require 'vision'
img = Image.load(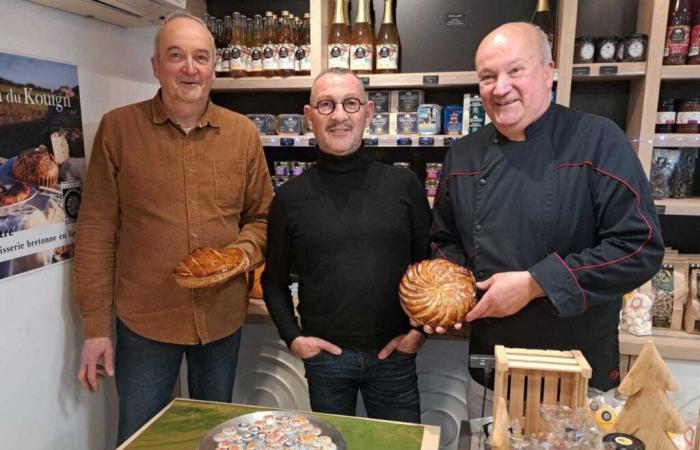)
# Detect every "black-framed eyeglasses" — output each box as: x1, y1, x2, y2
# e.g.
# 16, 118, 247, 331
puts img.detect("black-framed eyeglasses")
310, 98, 365, 115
